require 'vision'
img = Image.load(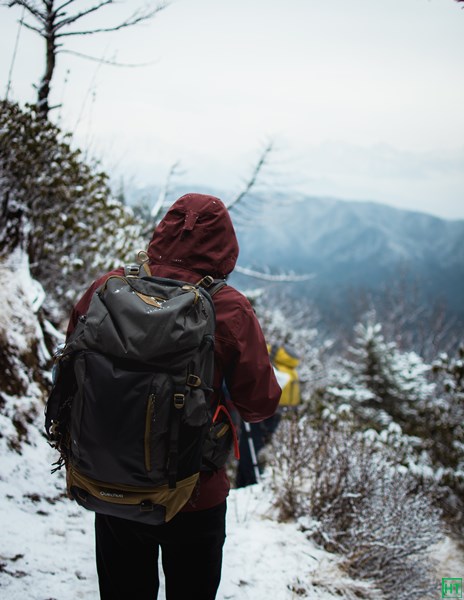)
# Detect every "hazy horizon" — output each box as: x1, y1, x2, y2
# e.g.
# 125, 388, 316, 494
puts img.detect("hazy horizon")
1, 0, 463, 220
